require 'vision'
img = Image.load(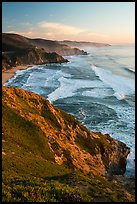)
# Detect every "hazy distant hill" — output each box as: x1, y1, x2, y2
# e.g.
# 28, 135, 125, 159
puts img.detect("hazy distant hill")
30, 38, 87, 56
2, 86, 134, 202
2, 33, 87, 56
59, 40, 111, 48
